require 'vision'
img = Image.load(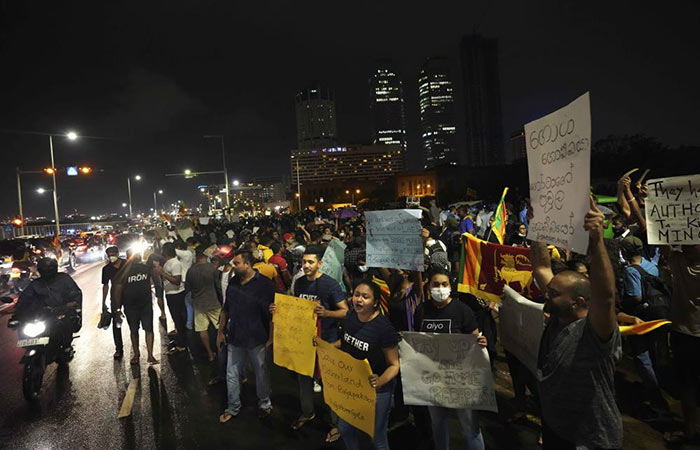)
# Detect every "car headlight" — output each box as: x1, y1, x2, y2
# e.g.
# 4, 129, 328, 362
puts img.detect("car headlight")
129, 241, 149, 255
23, 321, 46, 338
